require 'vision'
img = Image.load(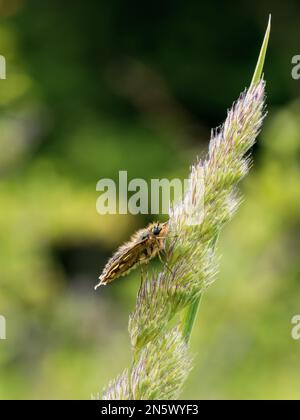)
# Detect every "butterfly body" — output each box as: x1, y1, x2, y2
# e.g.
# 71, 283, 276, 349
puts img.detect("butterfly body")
95, 222, 168, 289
